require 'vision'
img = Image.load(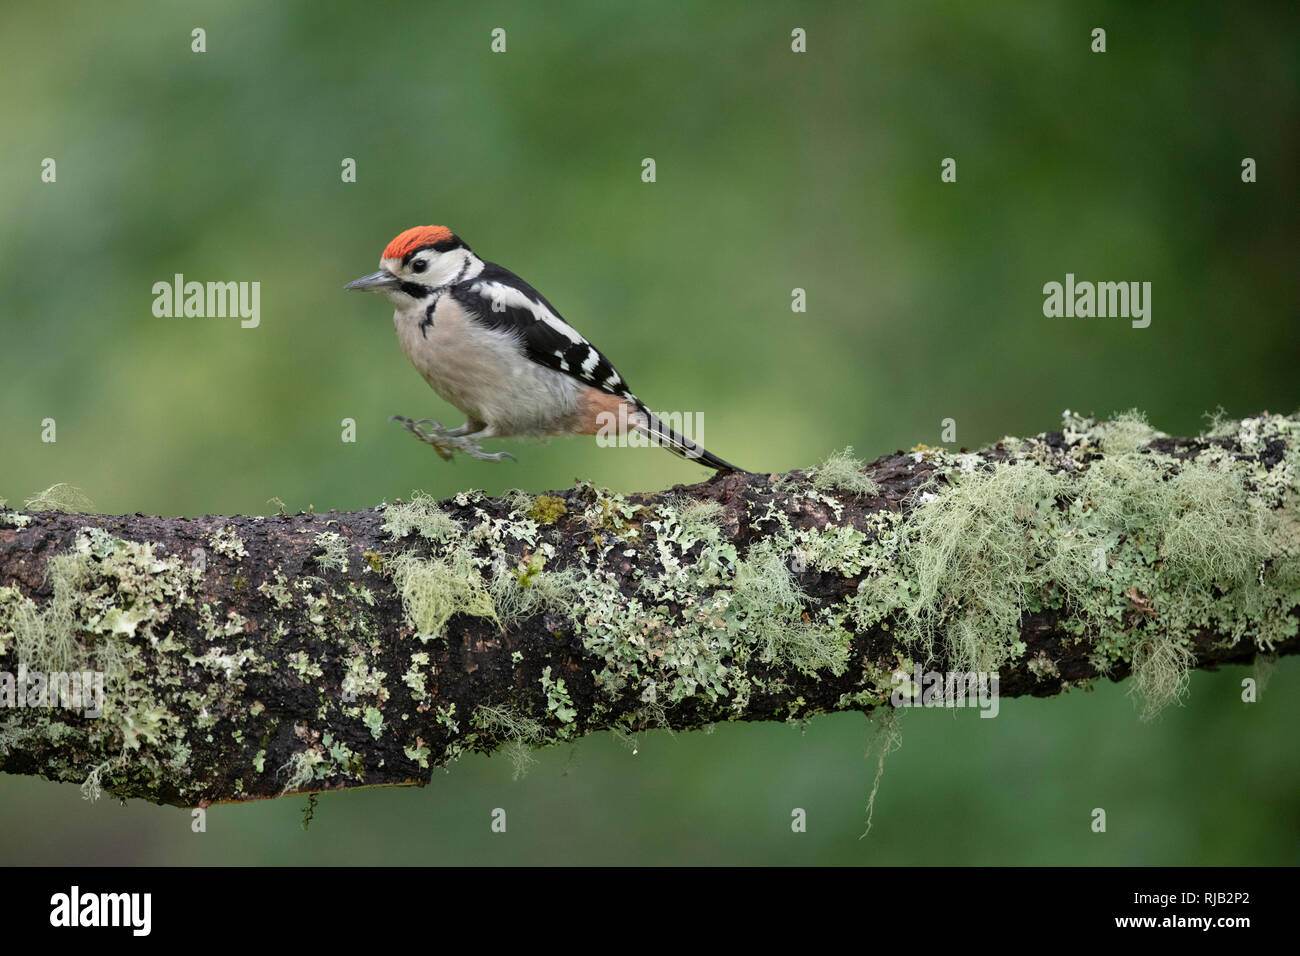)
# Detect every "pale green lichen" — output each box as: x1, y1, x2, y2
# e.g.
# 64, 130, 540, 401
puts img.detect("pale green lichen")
568, 489, 867, 726
1128, 633, 1196, 719
0, 510, 403, 803
404, 740, 432, 768
386, 549, 497, 641
1094, 408, 1160, 456
79, 758, 119, 802
382, 491, 461, 543
1200, 406, 1234, 439
0, 514, 397, 802
670, 498, 725, 546
1028, 651, 1060, 681
4, 409, 1294, 804
574, 482, 640, 532
540, 666, 577, 726
23, 483, 93, 513
435, 702, 459, 734
810, 447, 880, 497
729, 540, 852, 677
257, 570, 293, 610
383, 489, 581, 642
862, 708, 902, 837
840, 409, 1300, 717
490, 555, 580, 629
275, 727, 366, 796
900, 460, 1058, 673
323, 733, 363, 778
313, 532, 349, 573
505, 489, 534, 515
1158, 465, 1271, 590
341, 656, 387, 704
2, 509, 33, 529
403, 652, 431, 700
209, 525, 248, 560
0, 526, 254, 800
288, 650, 323, 682
278, 750, 323, 795
362, 706, 384, 740
472, 704, 547, 779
